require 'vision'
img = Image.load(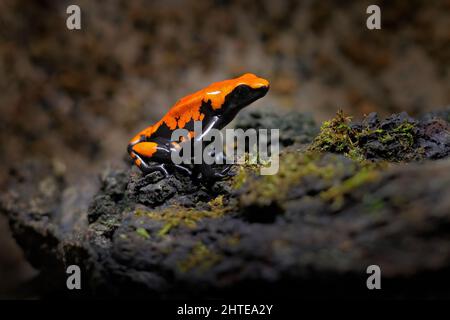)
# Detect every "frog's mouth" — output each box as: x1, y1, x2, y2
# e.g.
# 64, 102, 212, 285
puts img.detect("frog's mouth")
228, 84, 270, 110
250, 85, 270, 101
